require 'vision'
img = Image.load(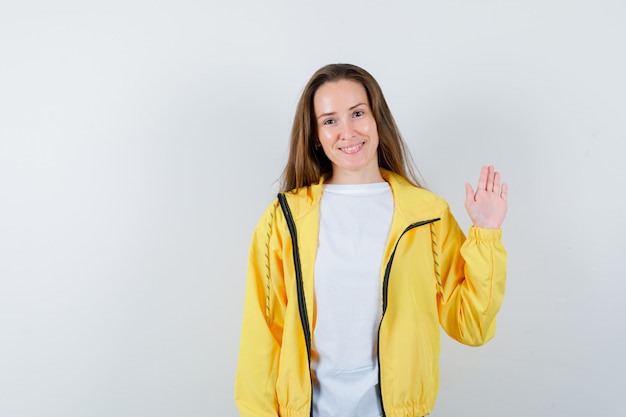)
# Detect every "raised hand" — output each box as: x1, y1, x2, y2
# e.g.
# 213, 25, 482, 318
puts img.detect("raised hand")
464, 165, 508, 229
